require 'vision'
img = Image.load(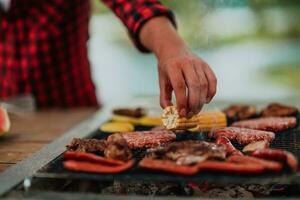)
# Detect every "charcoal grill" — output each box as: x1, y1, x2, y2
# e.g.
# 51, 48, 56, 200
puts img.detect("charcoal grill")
1, 102, 300, 199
